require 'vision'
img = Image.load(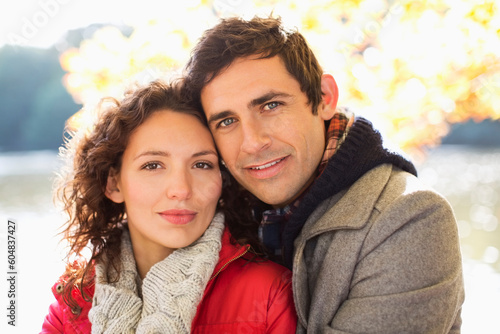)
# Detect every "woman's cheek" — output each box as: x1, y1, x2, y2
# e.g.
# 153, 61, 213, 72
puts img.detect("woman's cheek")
196, 176, 222, 206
